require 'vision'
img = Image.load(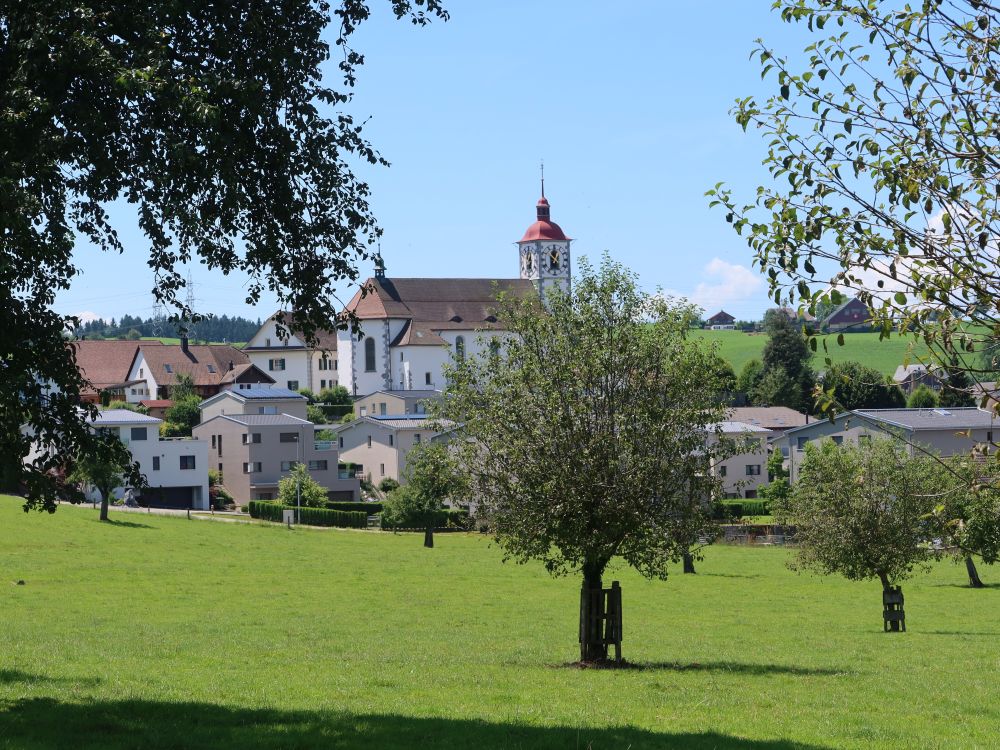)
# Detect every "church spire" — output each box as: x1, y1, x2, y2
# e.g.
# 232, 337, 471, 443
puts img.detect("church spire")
536, 161, 551, 222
